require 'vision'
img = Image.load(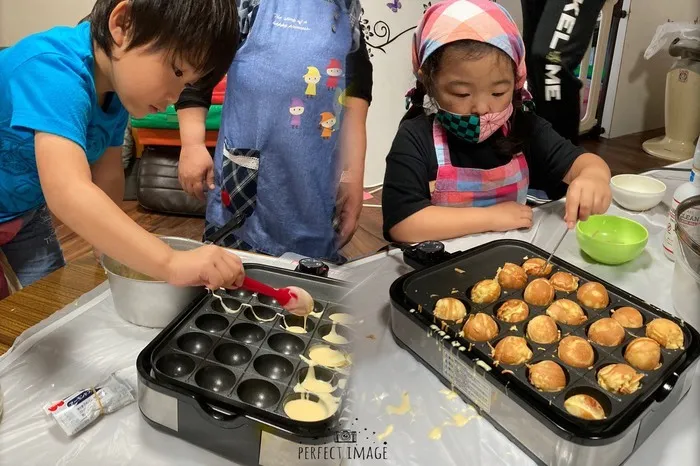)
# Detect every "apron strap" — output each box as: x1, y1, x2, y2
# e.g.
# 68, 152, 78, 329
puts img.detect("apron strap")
432, 118, 453, 167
